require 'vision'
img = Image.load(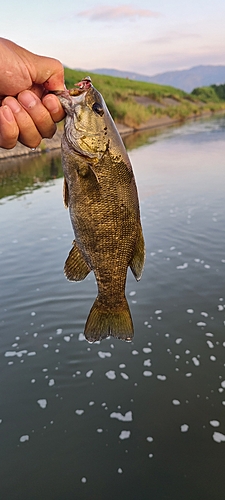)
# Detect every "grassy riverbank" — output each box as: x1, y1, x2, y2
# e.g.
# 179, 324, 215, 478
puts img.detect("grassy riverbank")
65, 68, 225, 129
